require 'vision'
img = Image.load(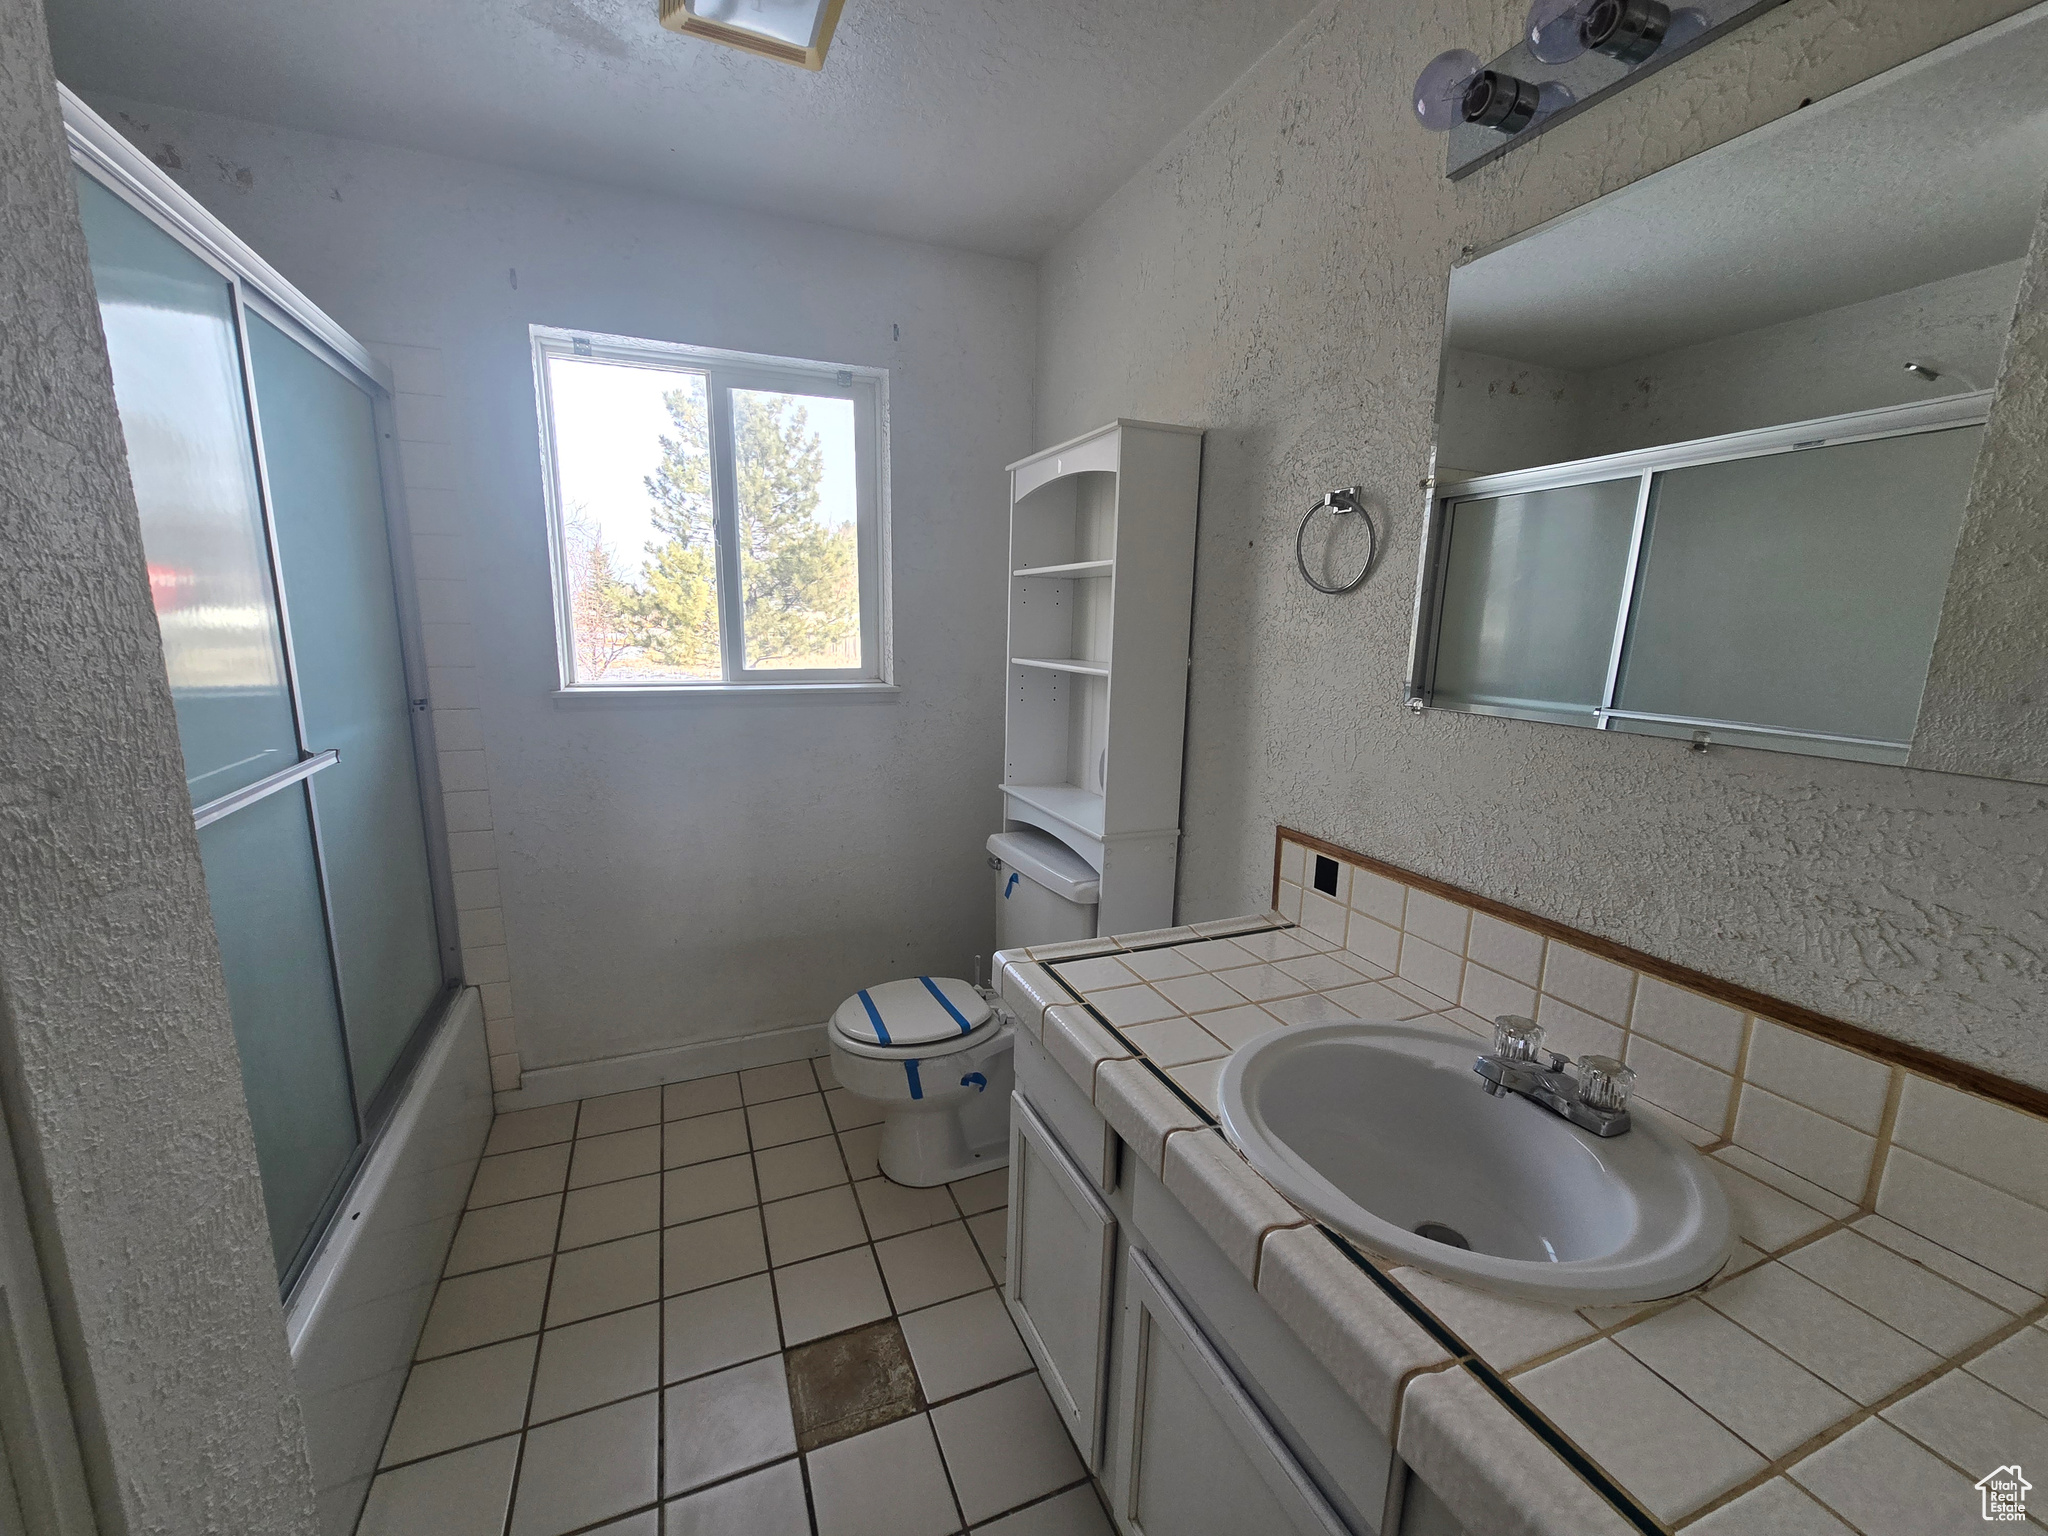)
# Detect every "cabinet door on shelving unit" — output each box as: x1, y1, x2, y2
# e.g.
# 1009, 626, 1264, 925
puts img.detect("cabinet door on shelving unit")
1006, 1093, 1117, 1470
1111, 1248, 1353, 1536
